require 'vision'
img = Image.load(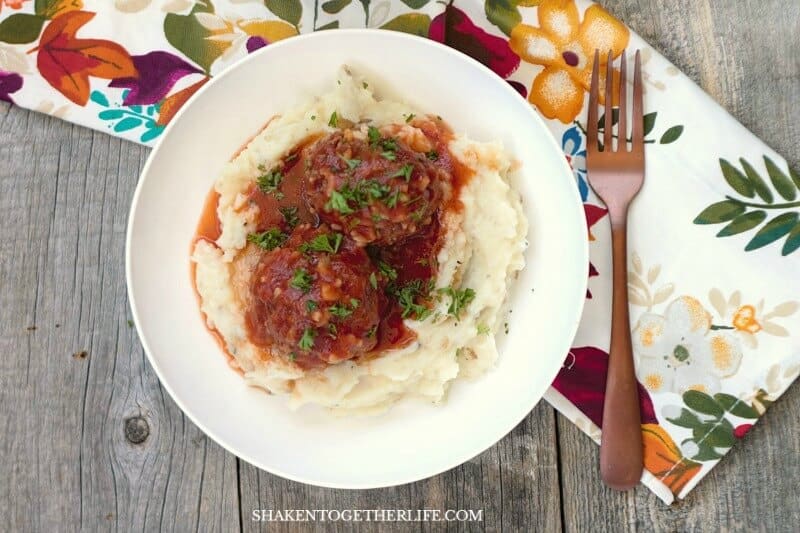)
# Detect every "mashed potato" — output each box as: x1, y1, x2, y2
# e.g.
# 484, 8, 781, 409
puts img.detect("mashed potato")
192, 68, 527, 415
